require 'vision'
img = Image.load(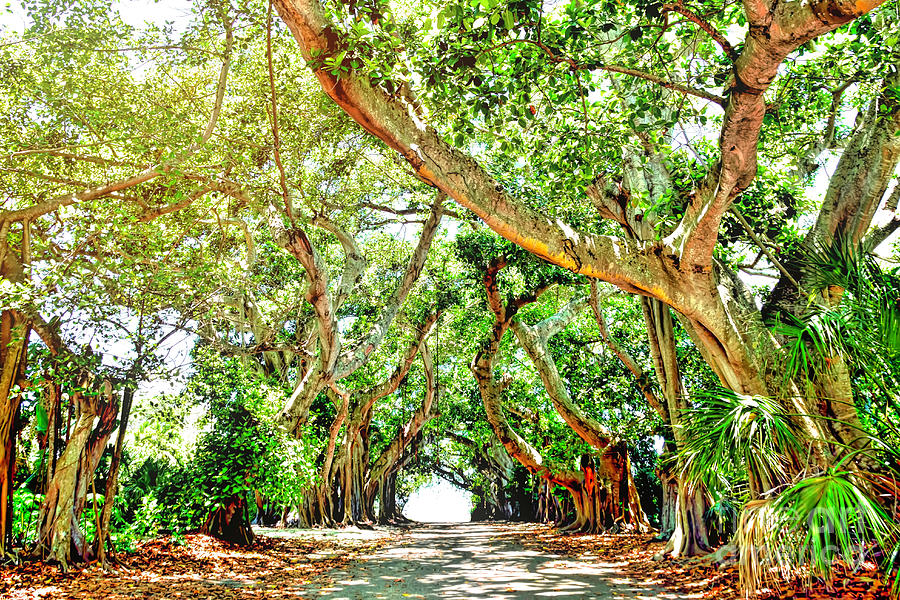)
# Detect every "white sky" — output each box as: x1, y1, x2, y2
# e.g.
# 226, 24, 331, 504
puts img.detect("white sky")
0, 1, 195, 34
403, 477, 472, 522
